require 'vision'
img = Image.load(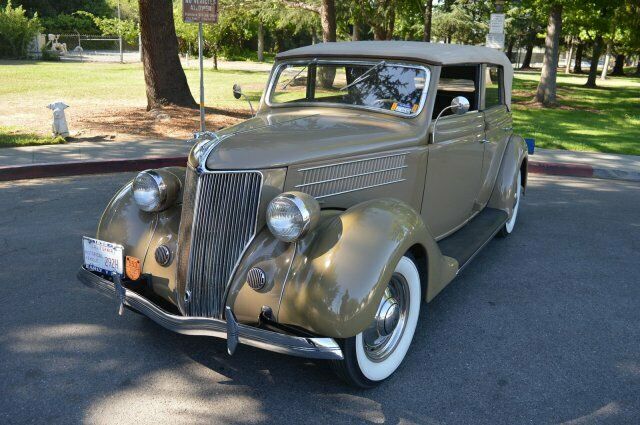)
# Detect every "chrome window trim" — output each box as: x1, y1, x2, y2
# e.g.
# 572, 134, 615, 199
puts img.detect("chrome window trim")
265, 59, 431, 119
